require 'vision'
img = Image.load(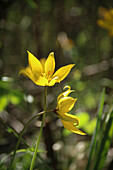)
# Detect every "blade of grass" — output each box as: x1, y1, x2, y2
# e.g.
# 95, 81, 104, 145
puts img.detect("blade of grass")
86, 88, 105, 170
93, 110, 113, 170
93, 107, 113, 158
